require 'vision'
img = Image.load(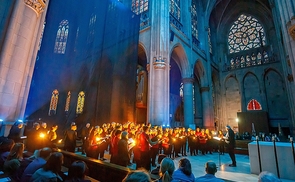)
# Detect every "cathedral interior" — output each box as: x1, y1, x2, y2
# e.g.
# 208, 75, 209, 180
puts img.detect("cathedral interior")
0, 0, 295, 137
